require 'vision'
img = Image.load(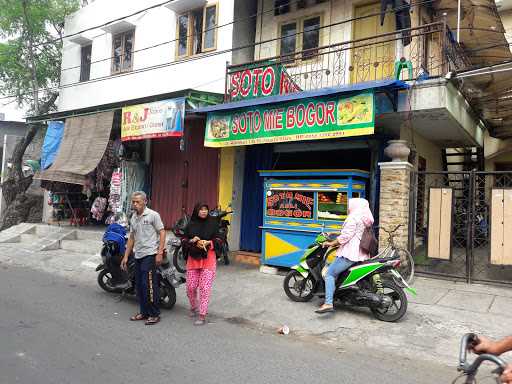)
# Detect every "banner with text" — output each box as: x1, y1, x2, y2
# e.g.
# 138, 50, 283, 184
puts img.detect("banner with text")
204, 92, 374, 147
229, 63, 301, 102
121, 98, 185, 141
